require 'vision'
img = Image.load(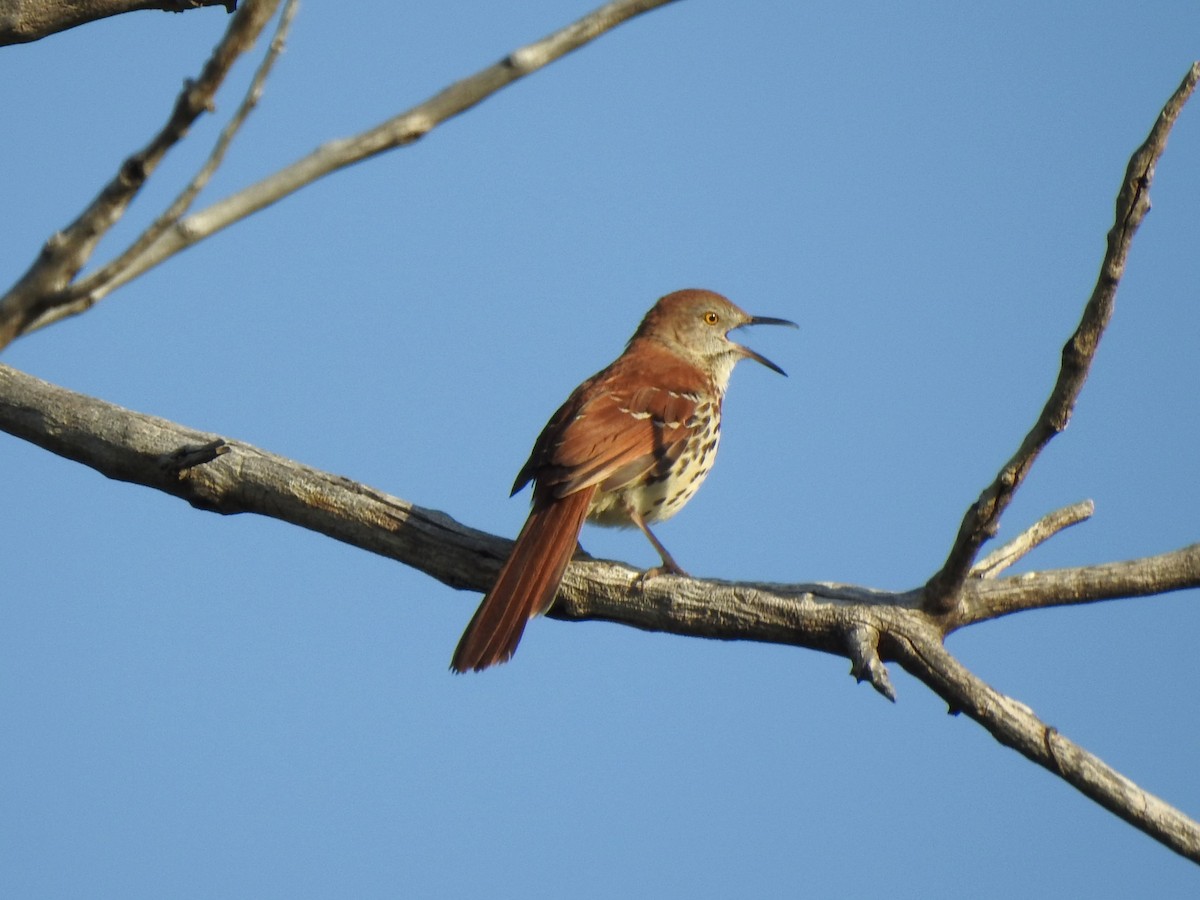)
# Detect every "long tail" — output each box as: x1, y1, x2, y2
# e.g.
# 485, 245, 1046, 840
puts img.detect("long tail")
450, 486, 596, 673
